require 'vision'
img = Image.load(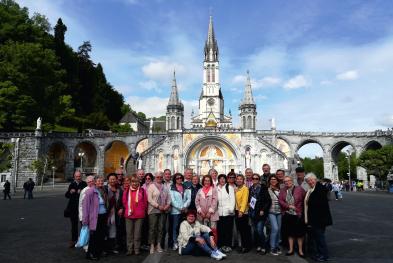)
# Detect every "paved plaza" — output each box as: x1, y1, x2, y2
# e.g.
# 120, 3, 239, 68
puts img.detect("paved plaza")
0, 191, 392, 263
